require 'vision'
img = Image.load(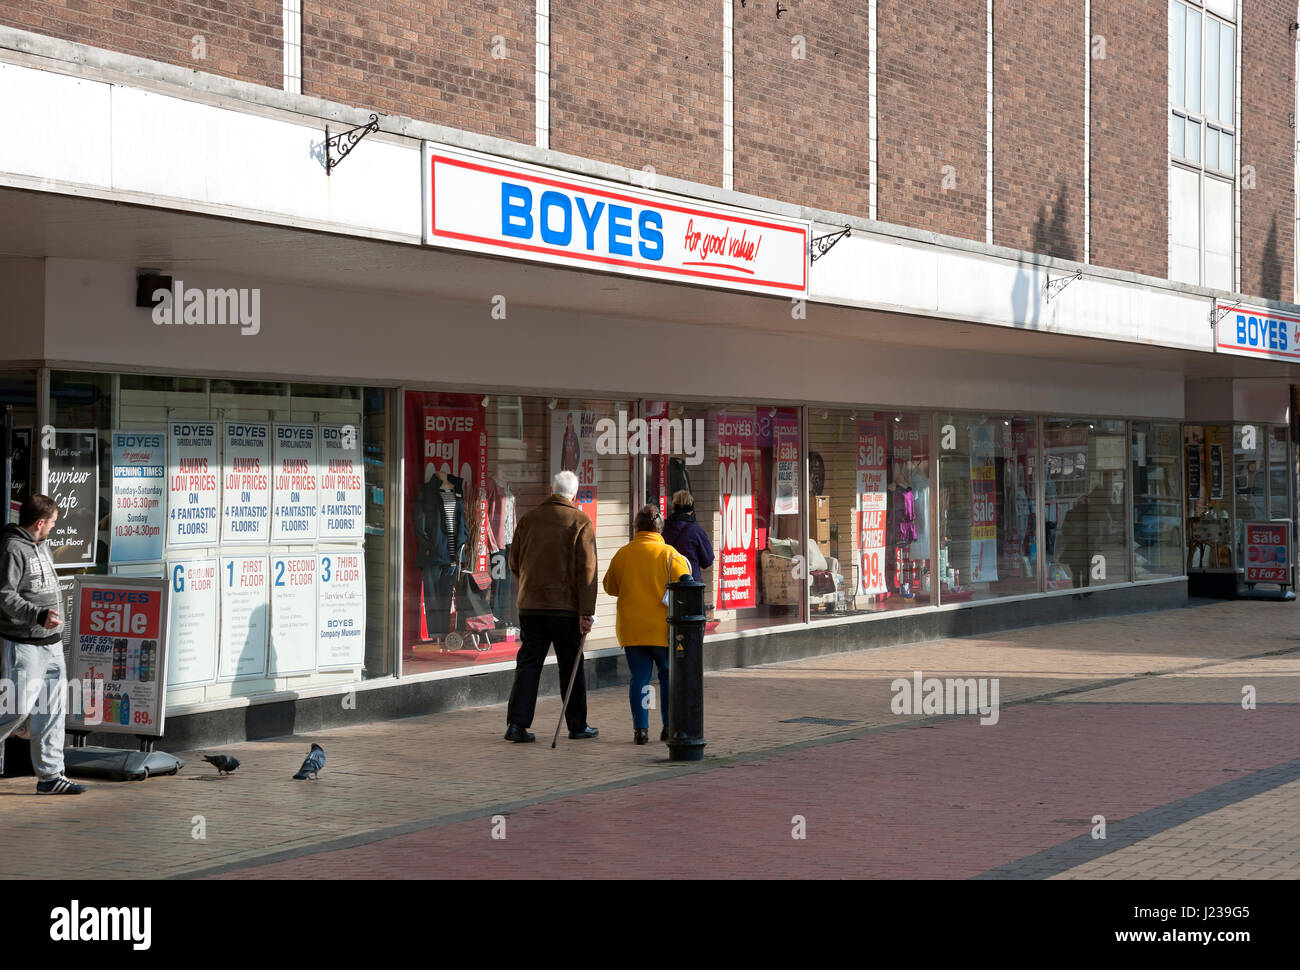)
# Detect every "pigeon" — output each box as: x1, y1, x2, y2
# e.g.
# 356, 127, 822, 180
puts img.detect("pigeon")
292, 743, 325, 780
203, 754, 240, 776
